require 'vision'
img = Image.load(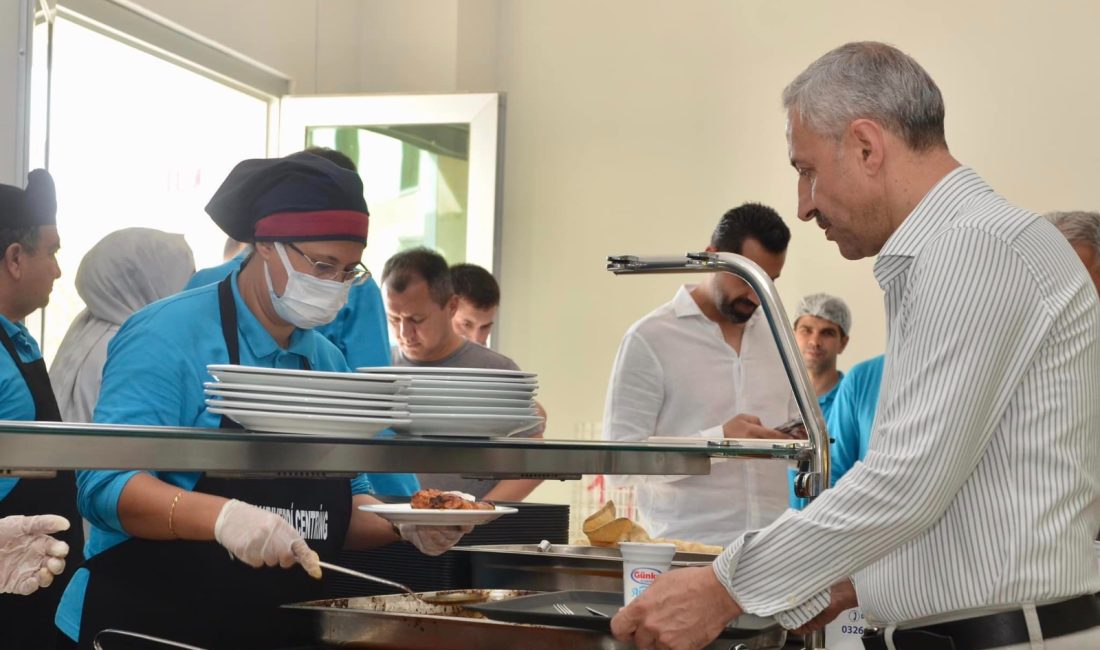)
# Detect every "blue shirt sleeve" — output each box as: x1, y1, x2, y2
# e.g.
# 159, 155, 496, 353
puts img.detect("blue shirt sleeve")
826, 357, 886, 487
0, 321, 44, 500
827, 374, 863, 487
352, 472, 421, 497
0, 319, 40, 421
317, 278, 392, 370
183, 254, 245, 291
324, 281, 419, 498
79, 315, 205, 534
